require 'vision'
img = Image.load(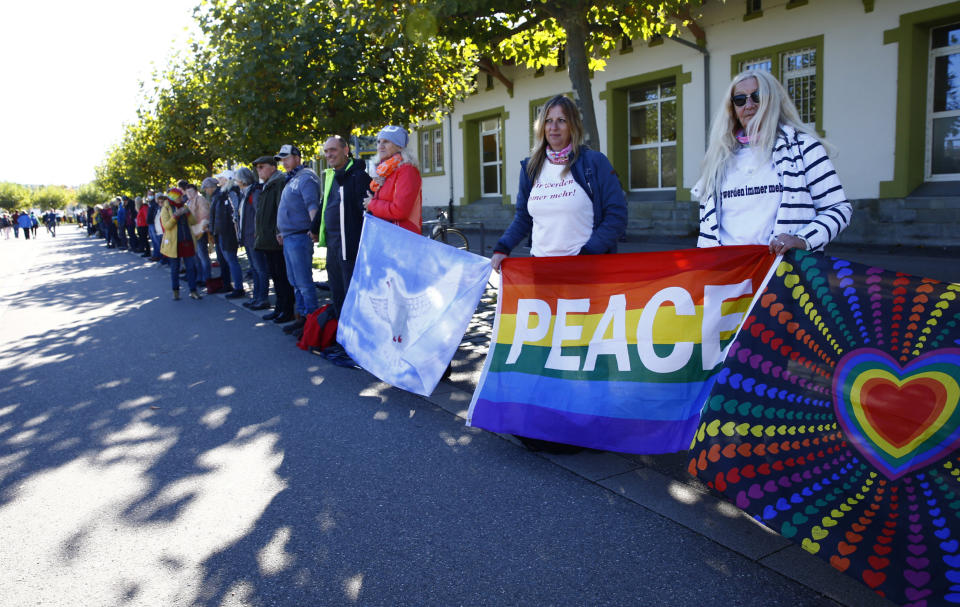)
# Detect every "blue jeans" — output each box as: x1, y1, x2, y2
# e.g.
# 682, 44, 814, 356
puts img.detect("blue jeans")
248, 247, 270, 305
195, 234, 212, 282
282, 232, 317, 316
169, 256, 197, 292
217, 236, 243, 292
148, 225, 162, 257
